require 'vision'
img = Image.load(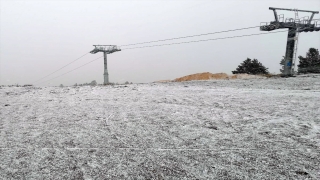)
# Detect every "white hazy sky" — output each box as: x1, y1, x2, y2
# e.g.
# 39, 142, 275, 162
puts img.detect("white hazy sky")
1, 0, 319, 86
